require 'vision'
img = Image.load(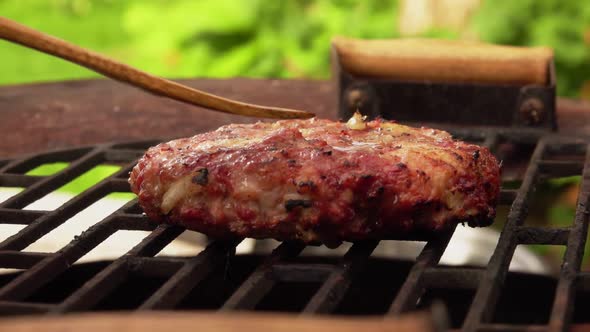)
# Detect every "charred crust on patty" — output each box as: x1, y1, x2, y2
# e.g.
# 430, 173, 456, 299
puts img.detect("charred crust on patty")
298, 180, 315, 188
452, 152, 464, 161
473, 150, 480, 162
464, 212, 494, 227
285, 199, 313, 211
191, 168, 209, 185
368, 186, 385, 199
